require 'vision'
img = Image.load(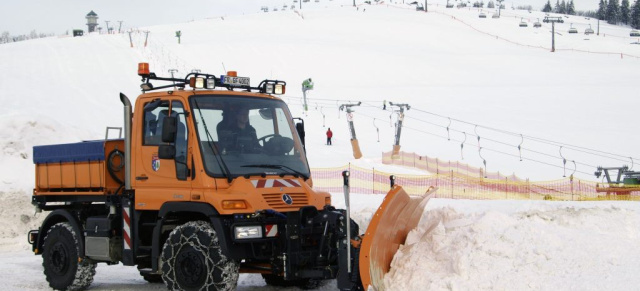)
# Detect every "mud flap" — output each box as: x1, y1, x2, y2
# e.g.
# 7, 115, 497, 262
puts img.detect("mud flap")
358, 186, 436, 290
351, 139, 362, 159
